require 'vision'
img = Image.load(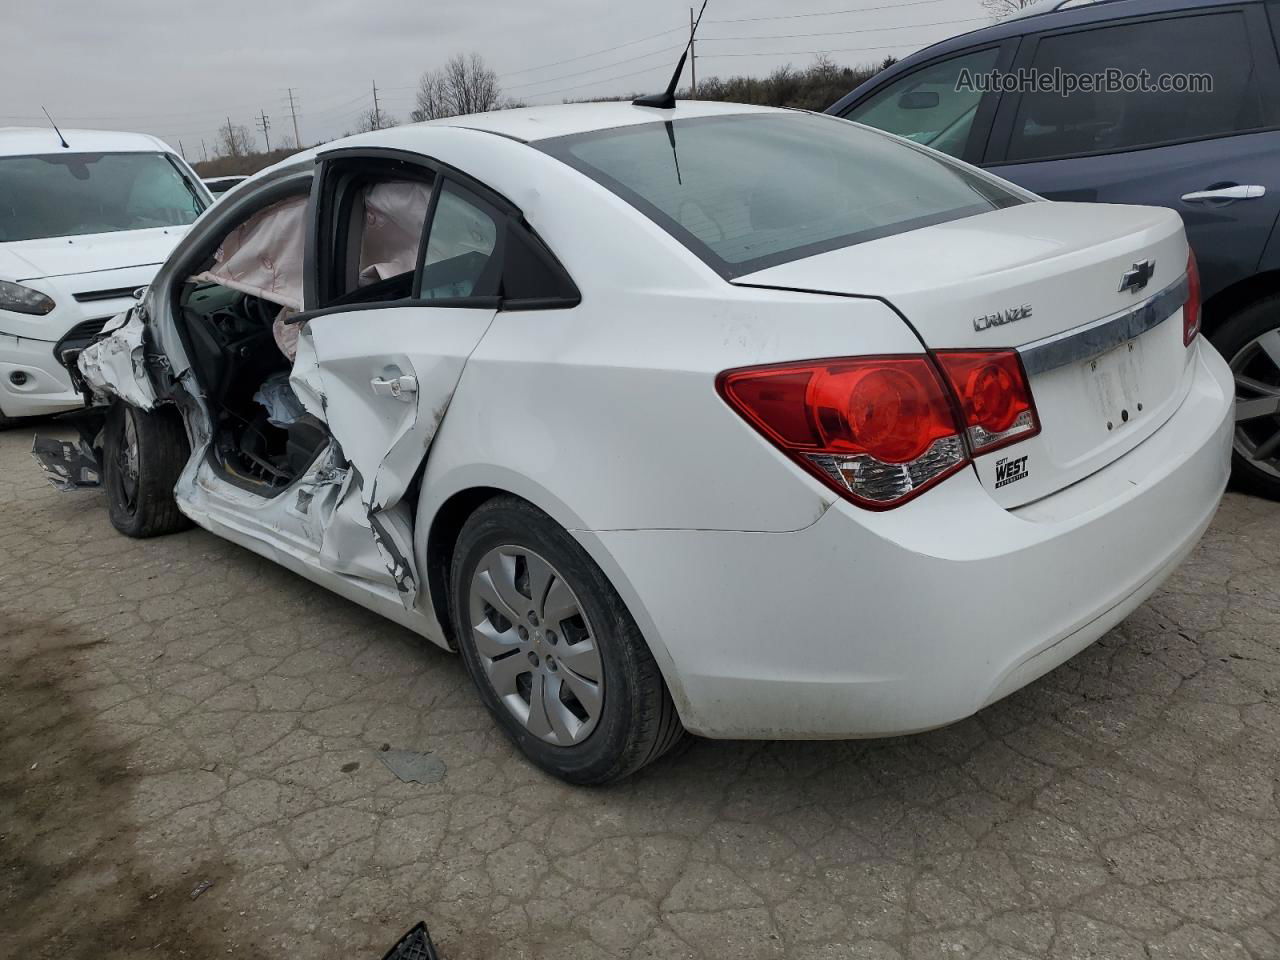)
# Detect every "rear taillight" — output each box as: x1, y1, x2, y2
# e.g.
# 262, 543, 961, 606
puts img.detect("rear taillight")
1184, 248, 1201, 346
934, 350, 1040, 455
717, 356, 969, 509
719, 351, 1041, 510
